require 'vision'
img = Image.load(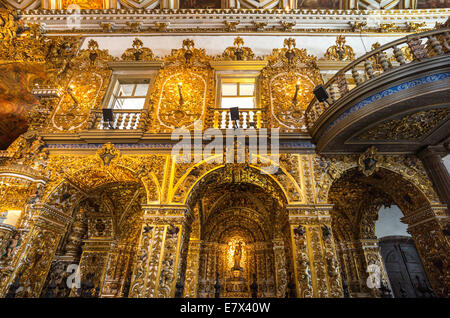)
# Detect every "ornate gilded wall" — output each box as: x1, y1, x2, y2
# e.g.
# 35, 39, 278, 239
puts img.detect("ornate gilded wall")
0, 8, 449, 299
